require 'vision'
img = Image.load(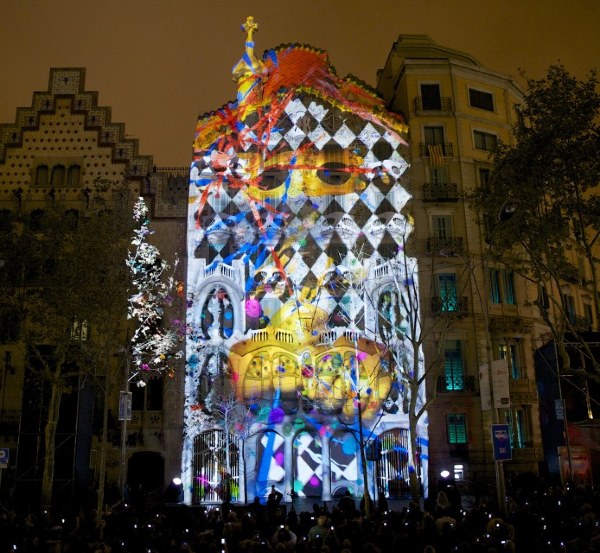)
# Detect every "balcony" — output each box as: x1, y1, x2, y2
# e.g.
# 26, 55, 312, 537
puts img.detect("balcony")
560, 262, 584, 285
431, 295, 469, 316
414, 97, 454, 113
568, 314, 592, 332
423, 182, 459, 202
419, 142, 454, 158
427, 236, 464, 256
